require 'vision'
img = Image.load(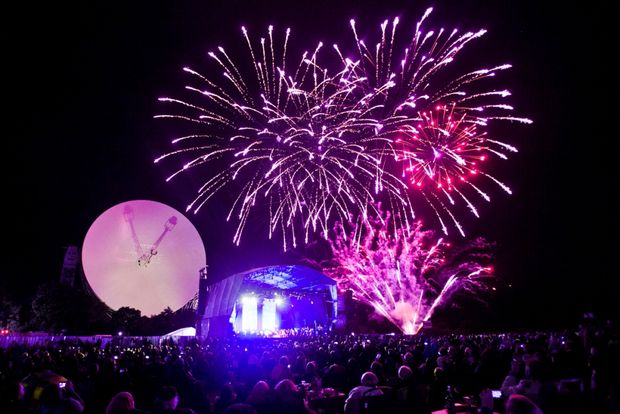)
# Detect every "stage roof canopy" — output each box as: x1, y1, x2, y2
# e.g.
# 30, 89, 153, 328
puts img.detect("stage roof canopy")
240, 265, 336, 292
